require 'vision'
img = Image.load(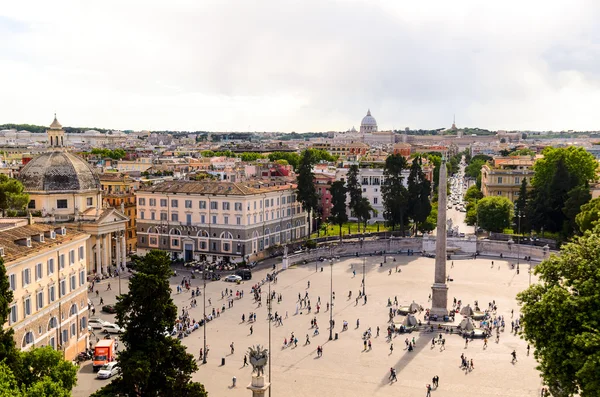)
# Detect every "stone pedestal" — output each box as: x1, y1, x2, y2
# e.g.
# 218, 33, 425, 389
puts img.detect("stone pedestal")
430, 283, 448, 317
247, 375, 270, 397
